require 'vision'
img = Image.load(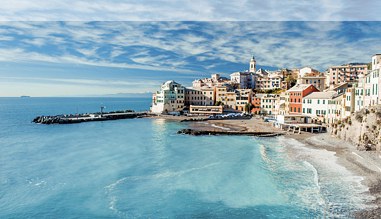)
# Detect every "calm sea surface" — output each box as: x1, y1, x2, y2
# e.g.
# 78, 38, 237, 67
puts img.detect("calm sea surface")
0, 97, 372, 218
